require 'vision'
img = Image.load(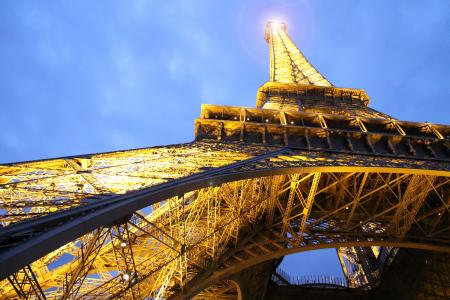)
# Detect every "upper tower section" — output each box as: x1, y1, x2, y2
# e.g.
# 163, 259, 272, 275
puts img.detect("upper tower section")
257, 22, 388, 119
264, 22, 331, 86
195, 22, 449, 158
